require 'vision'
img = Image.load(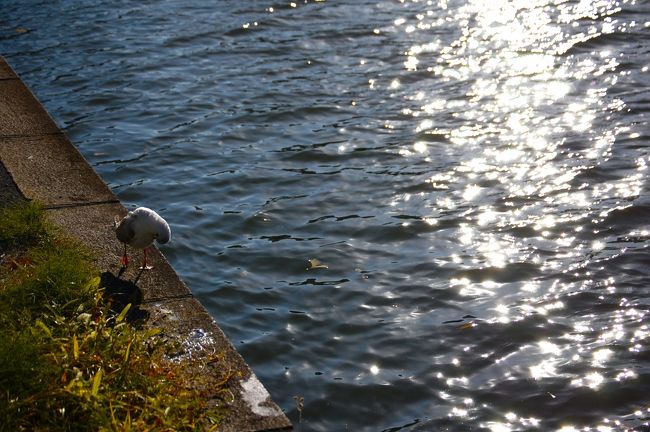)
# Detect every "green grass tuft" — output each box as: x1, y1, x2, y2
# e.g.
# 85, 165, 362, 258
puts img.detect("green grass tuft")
0, 200, 48, 245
